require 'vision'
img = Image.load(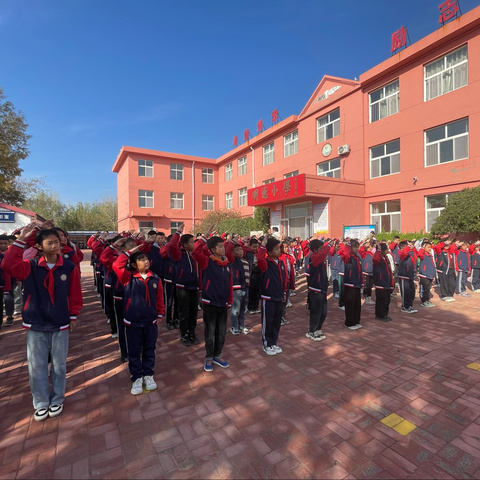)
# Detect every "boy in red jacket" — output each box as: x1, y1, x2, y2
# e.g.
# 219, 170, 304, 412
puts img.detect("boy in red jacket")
1, 222, 83, 421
